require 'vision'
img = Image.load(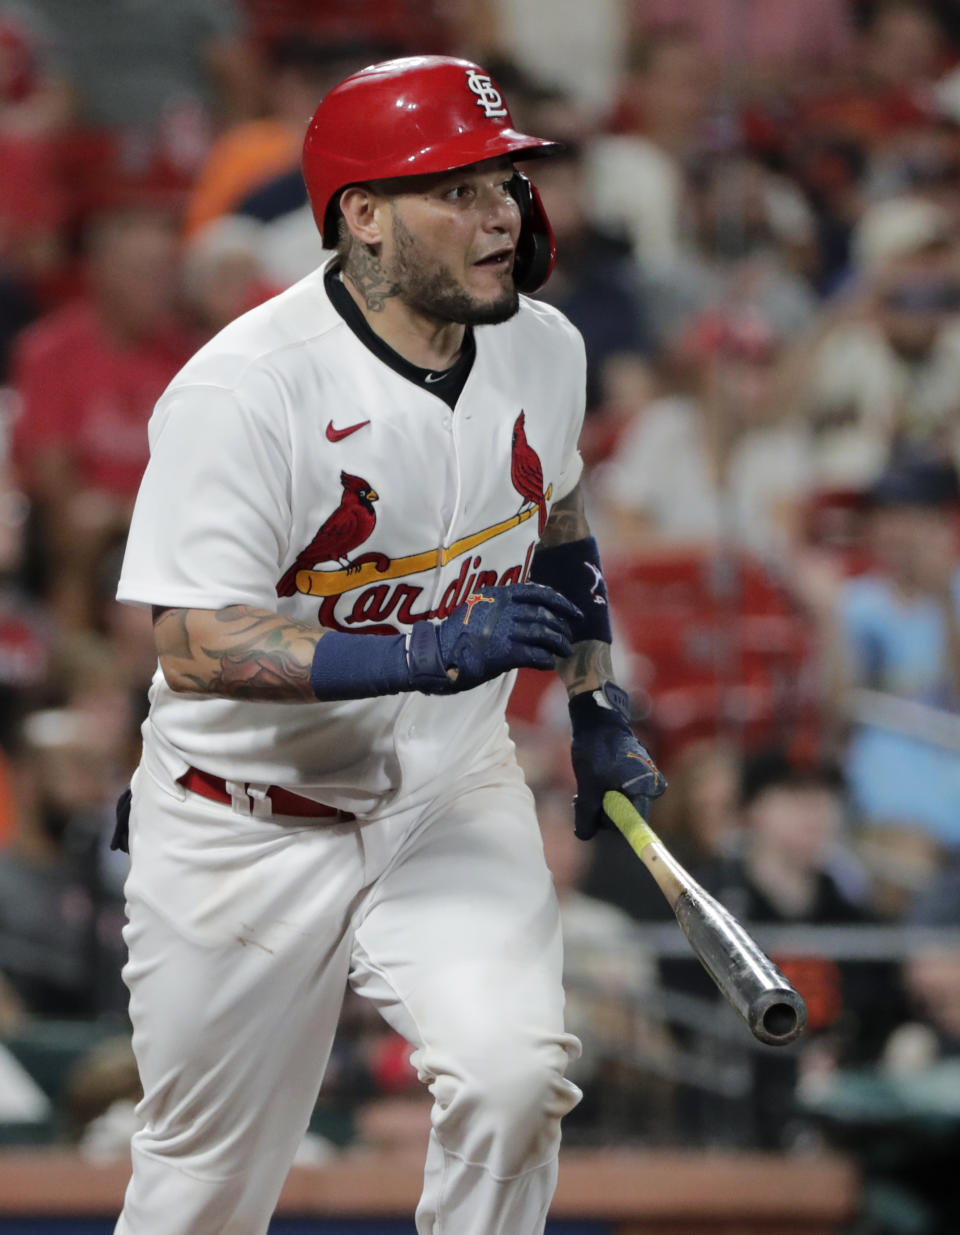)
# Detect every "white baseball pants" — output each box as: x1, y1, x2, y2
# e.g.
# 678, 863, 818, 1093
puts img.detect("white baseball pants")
113, 752, 581, 1235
